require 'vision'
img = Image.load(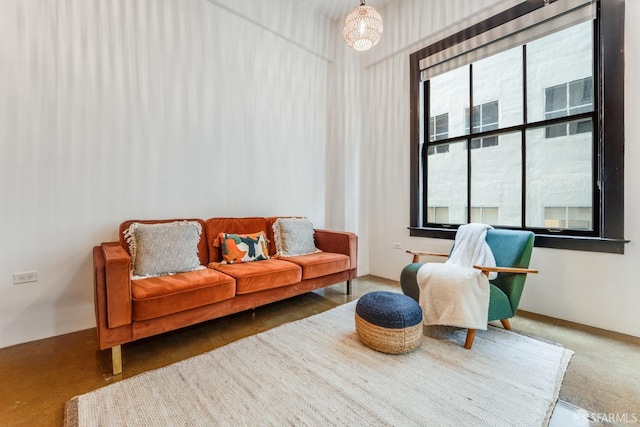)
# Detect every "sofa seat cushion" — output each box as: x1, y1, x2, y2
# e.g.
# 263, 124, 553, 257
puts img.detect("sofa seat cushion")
278, 252, 350, 280
215, 259, 301, 295
131, 269, 235, 321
